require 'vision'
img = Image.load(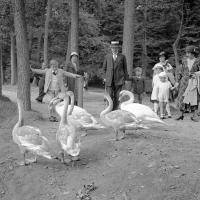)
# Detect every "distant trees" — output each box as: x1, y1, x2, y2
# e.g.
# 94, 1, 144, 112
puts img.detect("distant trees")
14, 0, 31, 110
